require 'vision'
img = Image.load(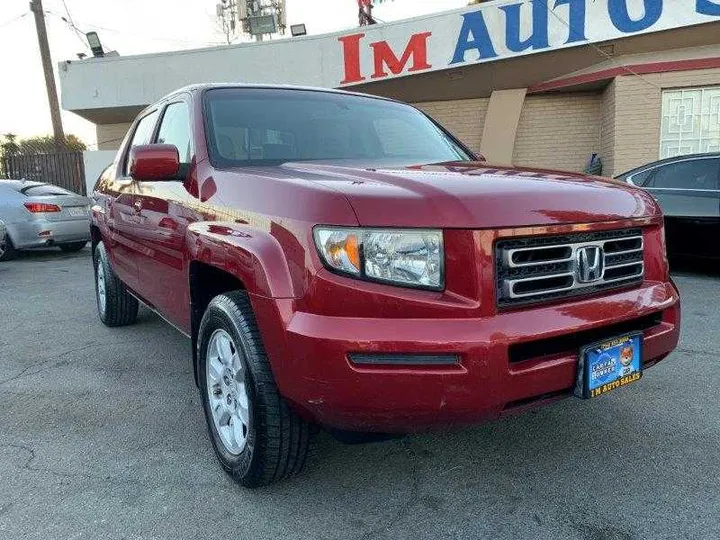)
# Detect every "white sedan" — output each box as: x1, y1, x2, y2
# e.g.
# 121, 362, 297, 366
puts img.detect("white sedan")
0, 180, 91, 261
